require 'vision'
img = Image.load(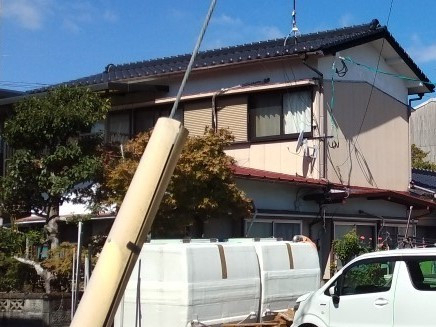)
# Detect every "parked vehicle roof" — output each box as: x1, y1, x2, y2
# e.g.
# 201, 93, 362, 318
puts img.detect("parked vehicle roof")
349, 248, 436, 263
